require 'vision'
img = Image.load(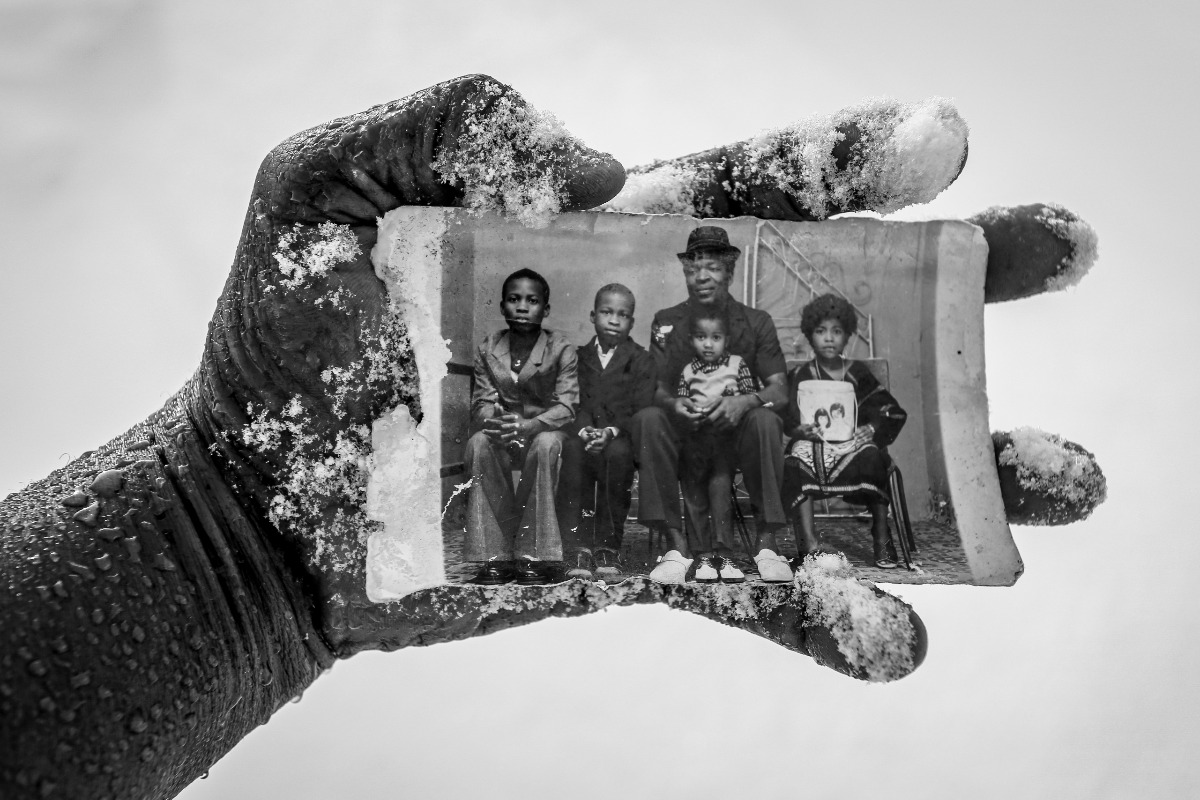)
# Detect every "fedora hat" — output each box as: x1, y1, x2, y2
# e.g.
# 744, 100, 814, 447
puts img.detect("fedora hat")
677, 225, 741, 260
